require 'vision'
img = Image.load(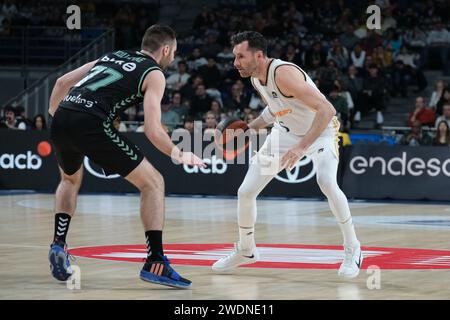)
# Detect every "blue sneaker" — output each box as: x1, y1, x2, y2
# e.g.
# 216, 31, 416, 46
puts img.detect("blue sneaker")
140, 255, 192, 289
48, 242, 72, 281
